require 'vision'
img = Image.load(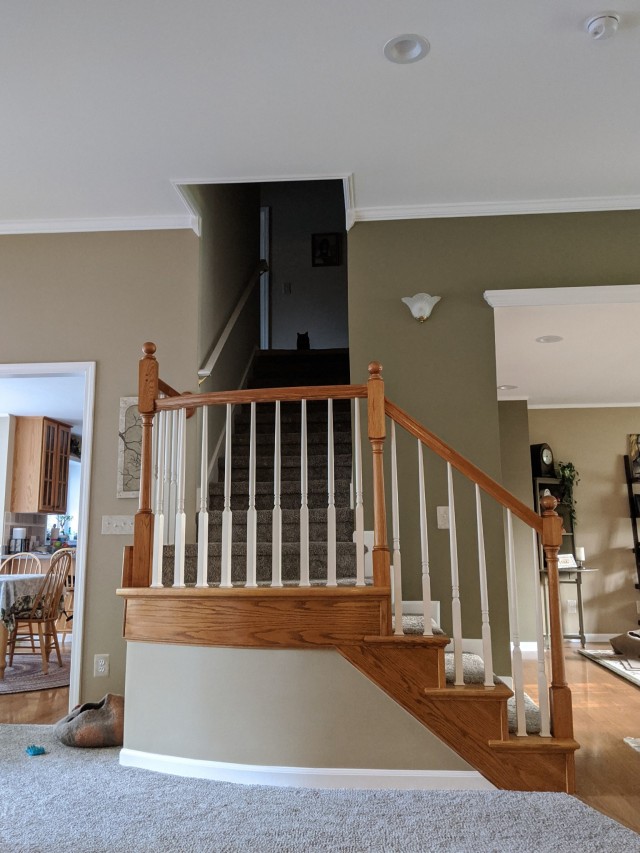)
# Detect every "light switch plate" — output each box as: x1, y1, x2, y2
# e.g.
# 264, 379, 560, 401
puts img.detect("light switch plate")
101, 515, 134, 535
